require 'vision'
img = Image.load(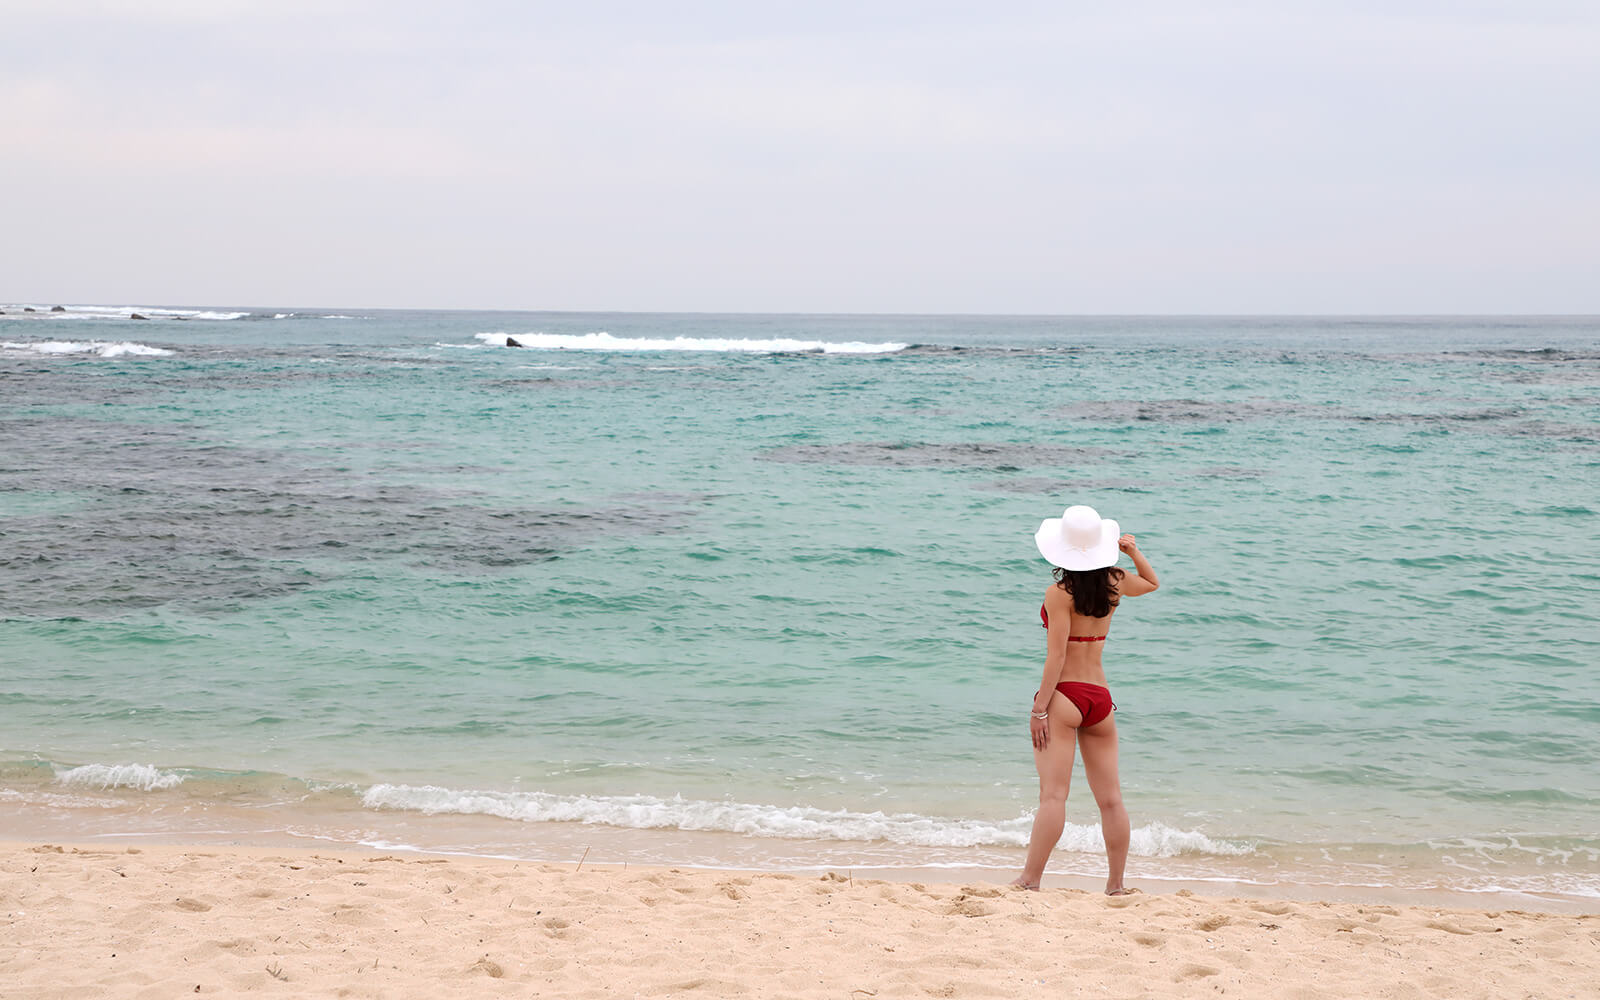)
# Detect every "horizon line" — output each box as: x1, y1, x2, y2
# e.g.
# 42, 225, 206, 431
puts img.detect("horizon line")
6, 301, 1599, 320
